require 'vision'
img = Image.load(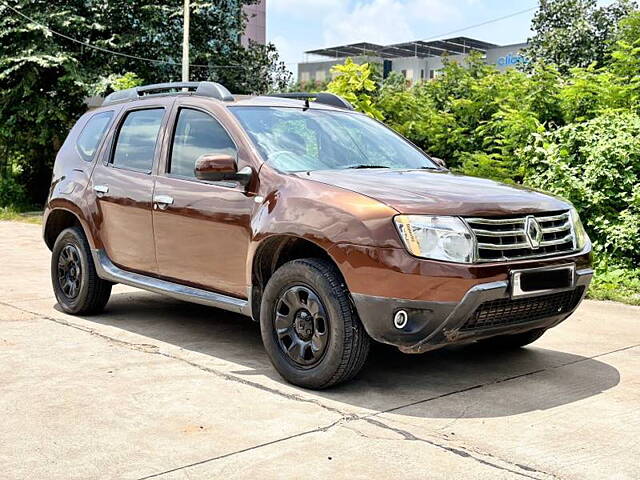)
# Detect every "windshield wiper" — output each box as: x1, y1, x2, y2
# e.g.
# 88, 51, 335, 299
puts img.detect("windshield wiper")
344, 165, 391, 169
